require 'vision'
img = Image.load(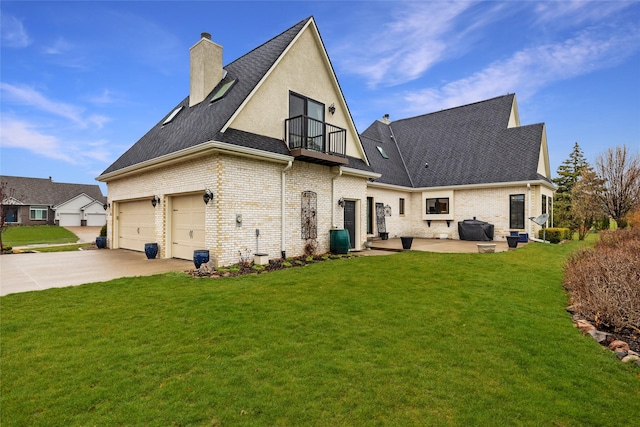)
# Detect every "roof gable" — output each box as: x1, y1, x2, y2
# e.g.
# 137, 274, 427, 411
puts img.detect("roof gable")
100, 18, 312, 177
363, 95, 550, 188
